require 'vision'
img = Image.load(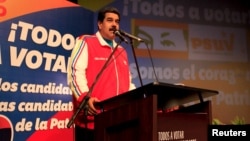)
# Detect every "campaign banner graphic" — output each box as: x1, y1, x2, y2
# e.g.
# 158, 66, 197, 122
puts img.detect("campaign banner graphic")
1, 1, 249, 141
0, 0, 94, 140
109, 0, 250, 125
